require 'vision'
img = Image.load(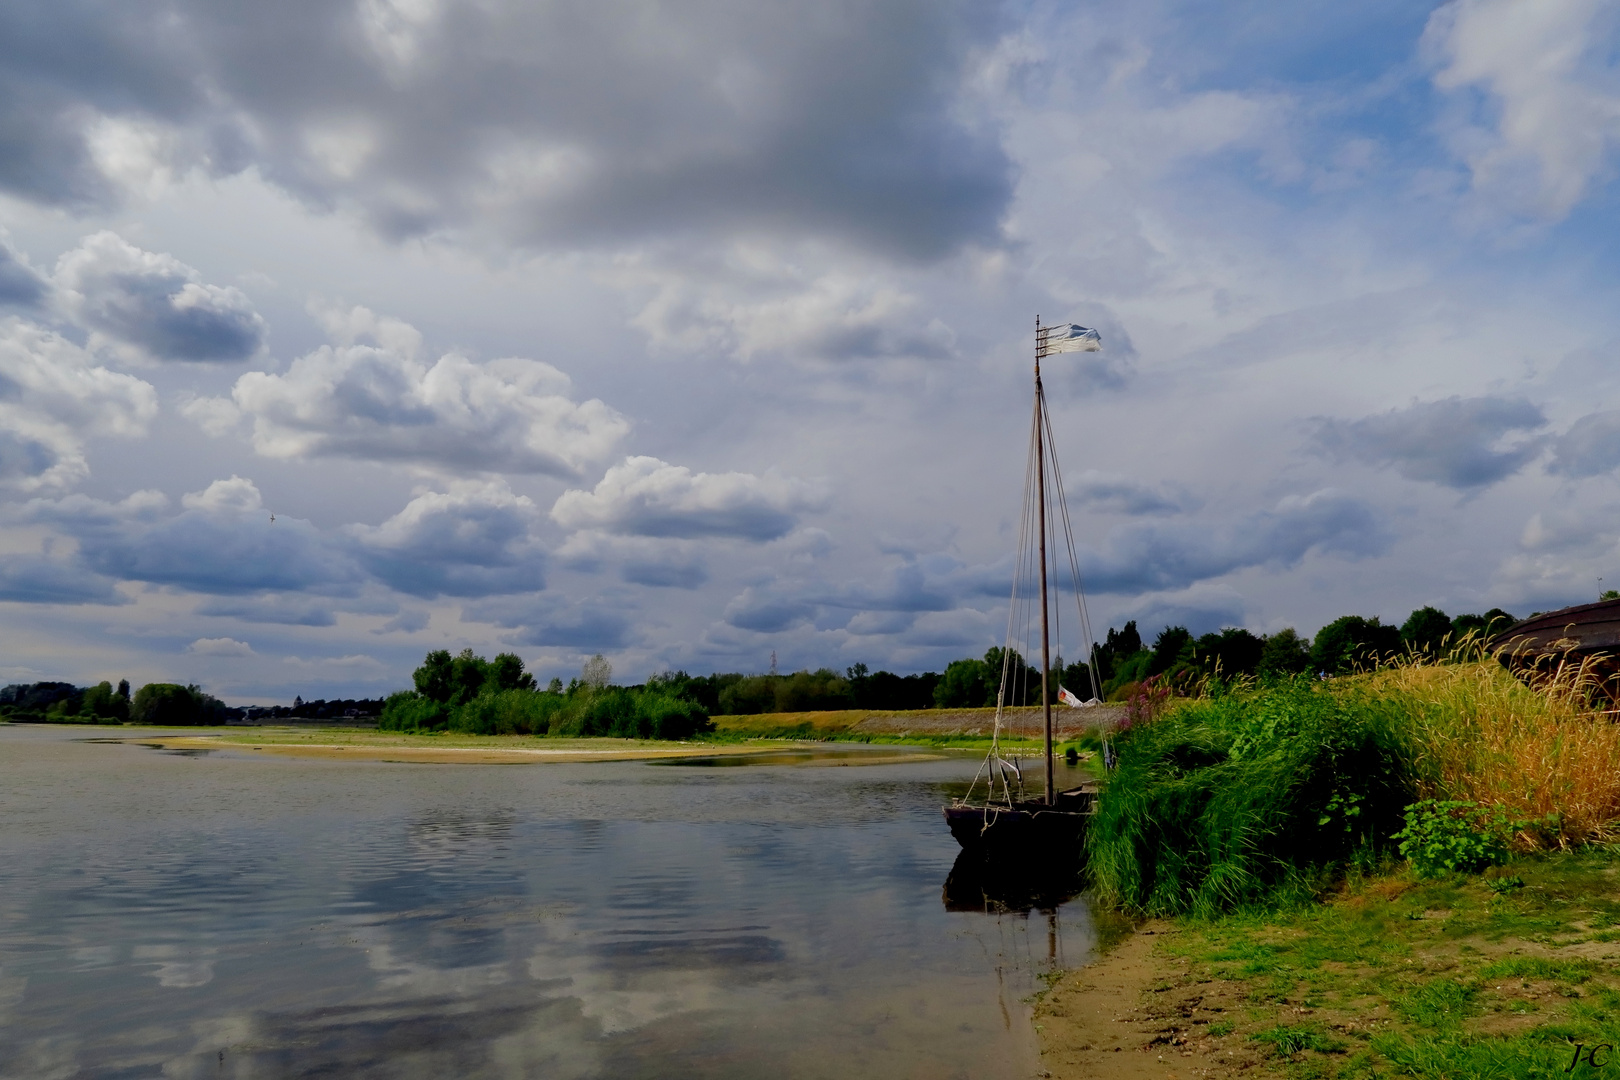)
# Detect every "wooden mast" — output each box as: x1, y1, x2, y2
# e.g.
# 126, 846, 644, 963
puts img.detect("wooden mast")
1035, 317, 1054, 805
